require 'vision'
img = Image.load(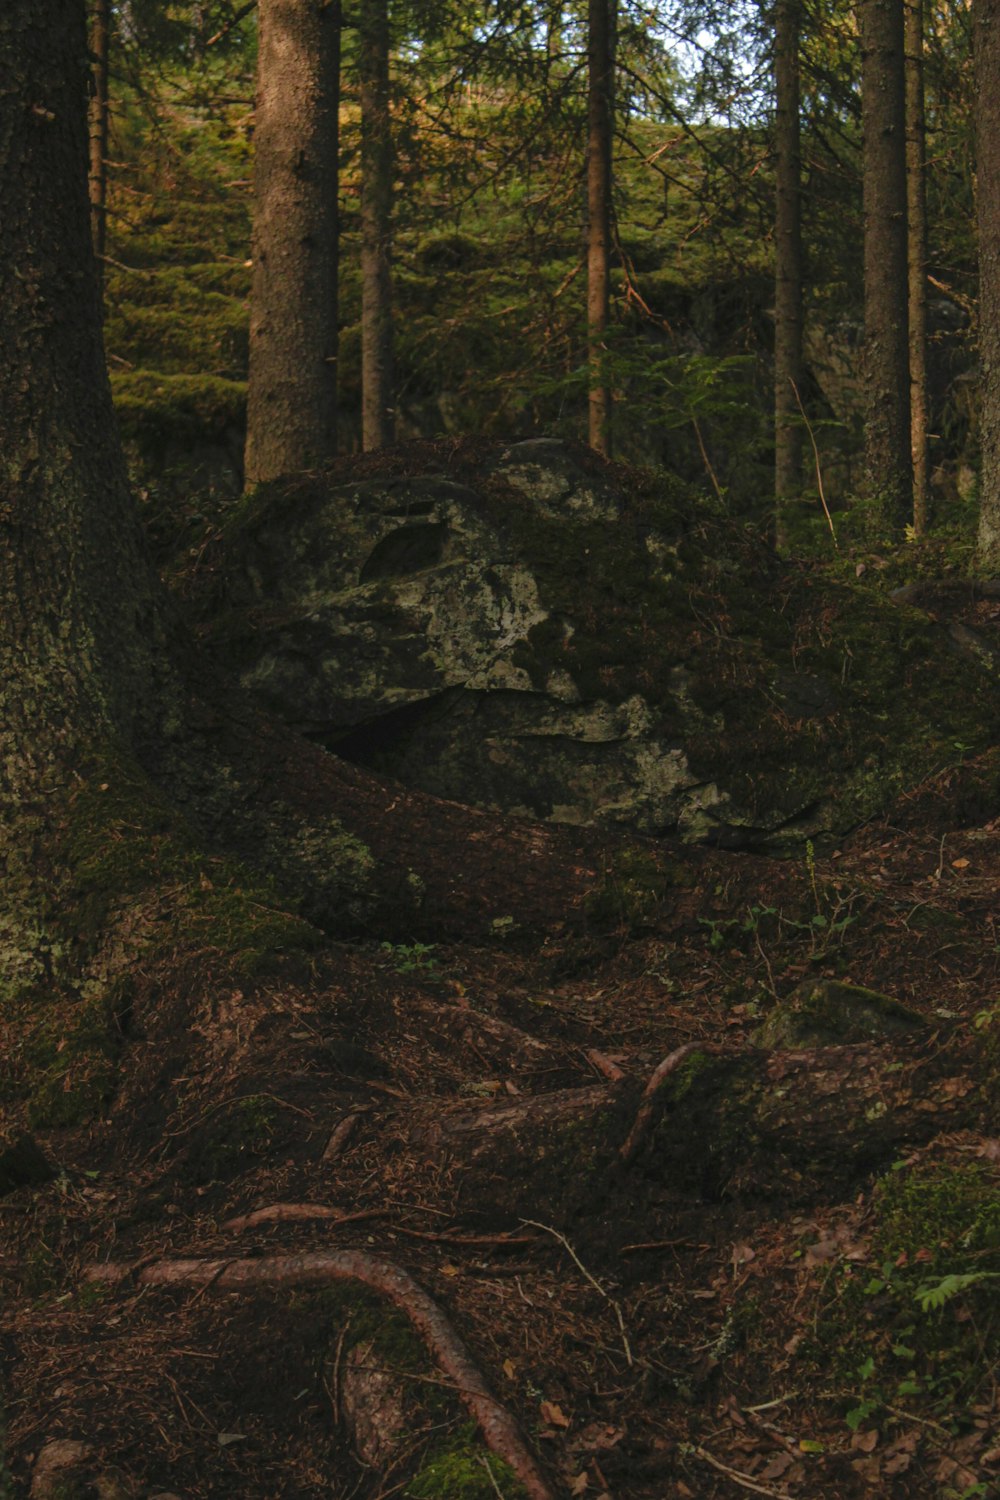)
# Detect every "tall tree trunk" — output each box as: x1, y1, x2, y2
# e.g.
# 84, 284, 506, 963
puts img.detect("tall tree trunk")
1, 0, 168, 801
774, 0, 803, 547
975, 0, 1000, 572
906, 0, 930, 534
360, 0, 395, 451
87, 0, 110, 296
244, 0, 341, 486
586, 0, 615, 457
861, 0, 912, 535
